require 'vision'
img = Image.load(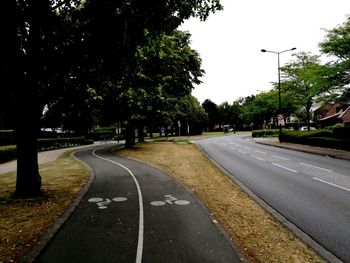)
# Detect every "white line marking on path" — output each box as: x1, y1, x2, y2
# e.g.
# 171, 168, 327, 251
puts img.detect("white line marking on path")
238, 150, 247, 155
92, 148, 144, 263
251, 155, 265, 161
313, 177, 350, 193
299, 162, 333, 172
254, 150, 266, 154
272, 163, 298, 173
243, 146, 252, 150
272, 155, 290, 161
